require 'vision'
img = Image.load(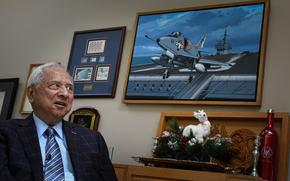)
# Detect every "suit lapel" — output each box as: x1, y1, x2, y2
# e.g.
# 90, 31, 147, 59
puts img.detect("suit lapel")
16, 114, 43, 181
63, 121, 83, 181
